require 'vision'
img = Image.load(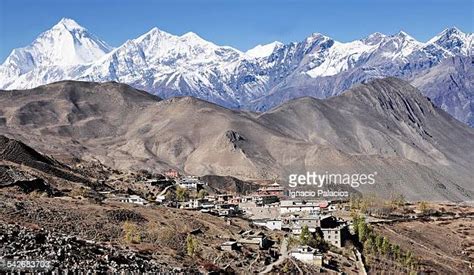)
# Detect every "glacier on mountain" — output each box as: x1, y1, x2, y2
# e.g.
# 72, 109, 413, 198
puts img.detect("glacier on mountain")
0, 18, 472, 126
